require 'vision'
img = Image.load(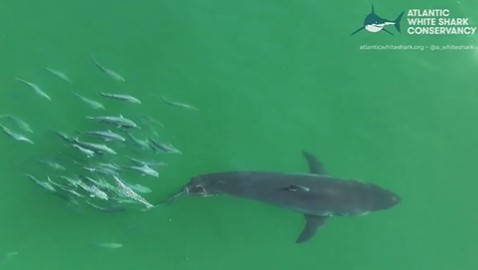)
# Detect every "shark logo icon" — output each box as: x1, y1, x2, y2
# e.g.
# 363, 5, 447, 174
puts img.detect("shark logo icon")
352, 5, 404, 35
